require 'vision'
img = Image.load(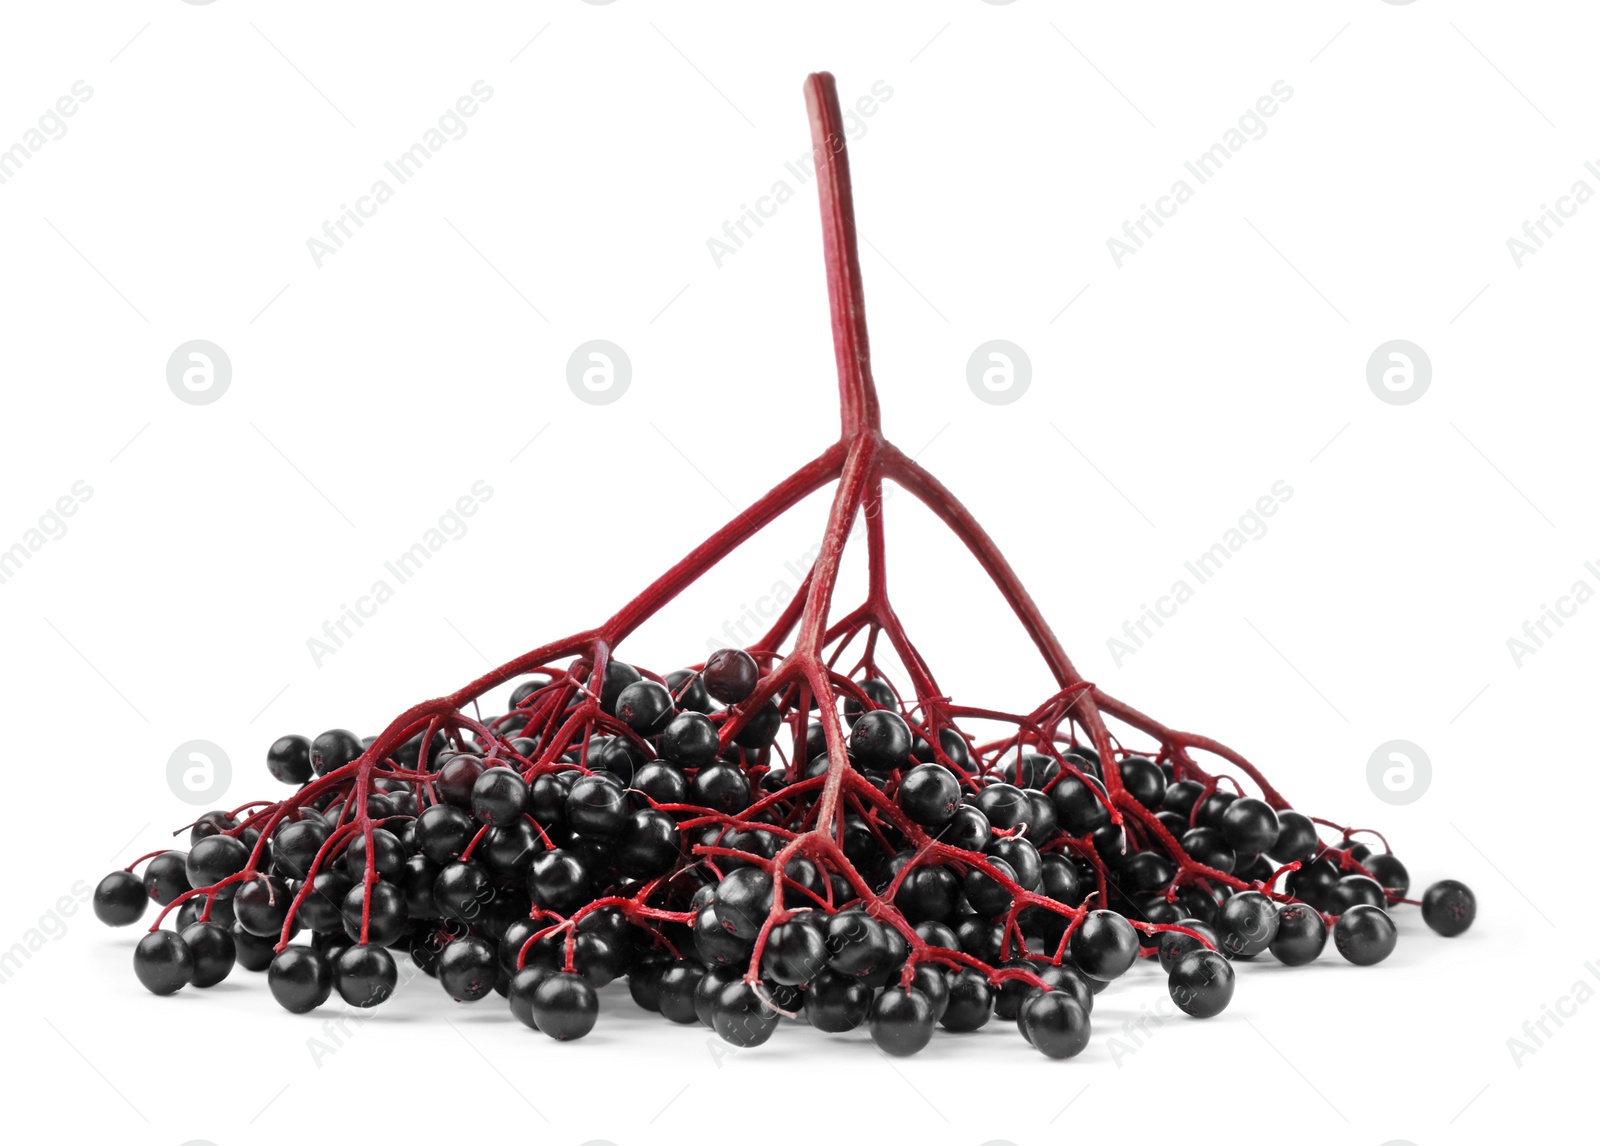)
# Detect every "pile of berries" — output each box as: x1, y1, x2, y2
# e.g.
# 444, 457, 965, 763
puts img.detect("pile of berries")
93, 647, 1476, 1058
